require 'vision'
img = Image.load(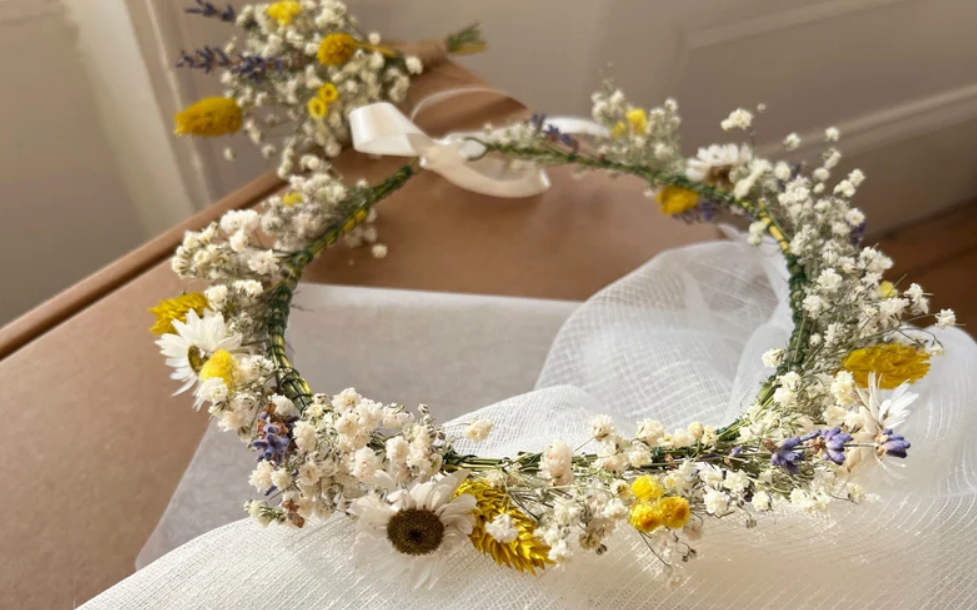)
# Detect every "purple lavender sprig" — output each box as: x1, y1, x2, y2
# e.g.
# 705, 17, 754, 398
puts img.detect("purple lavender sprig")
176, 47, 285, 81
185, 0, 236, 22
